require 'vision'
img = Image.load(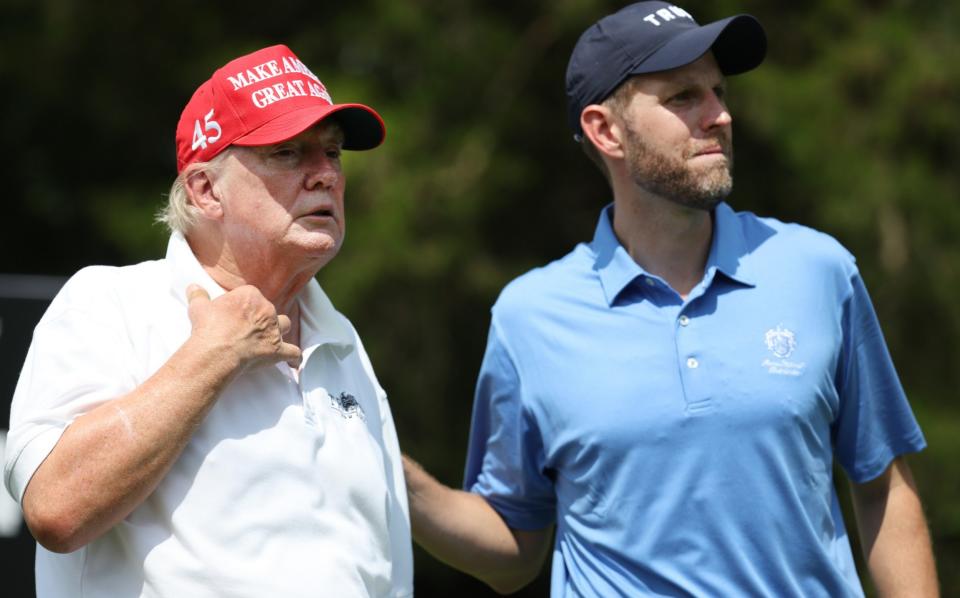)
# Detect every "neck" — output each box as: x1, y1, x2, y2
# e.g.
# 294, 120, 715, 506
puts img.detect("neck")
202, 258, 314, 315
610, 185, 714, 299
186, 231, 314, 345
